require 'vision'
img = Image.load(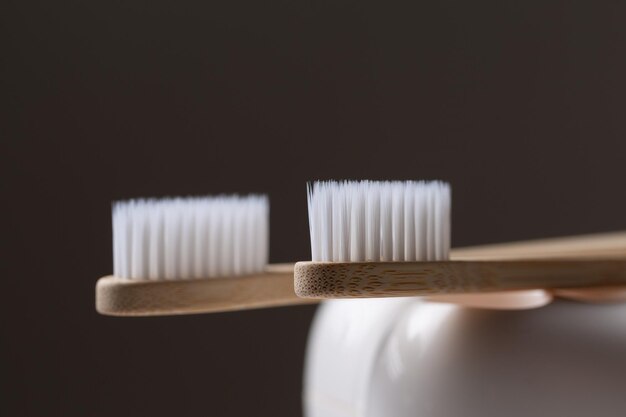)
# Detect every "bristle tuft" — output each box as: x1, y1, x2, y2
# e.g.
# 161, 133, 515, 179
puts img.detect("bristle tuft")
112, 195, 269, 280
307, 181, 450, 262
